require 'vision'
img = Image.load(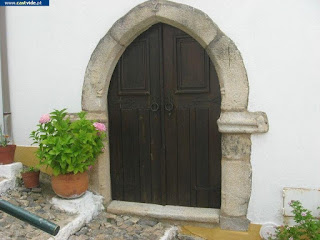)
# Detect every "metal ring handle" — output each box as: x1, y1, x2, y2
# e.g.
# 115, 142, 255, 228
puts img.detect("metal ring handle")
150, 102, 159, 112
165, 102, 174, 112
